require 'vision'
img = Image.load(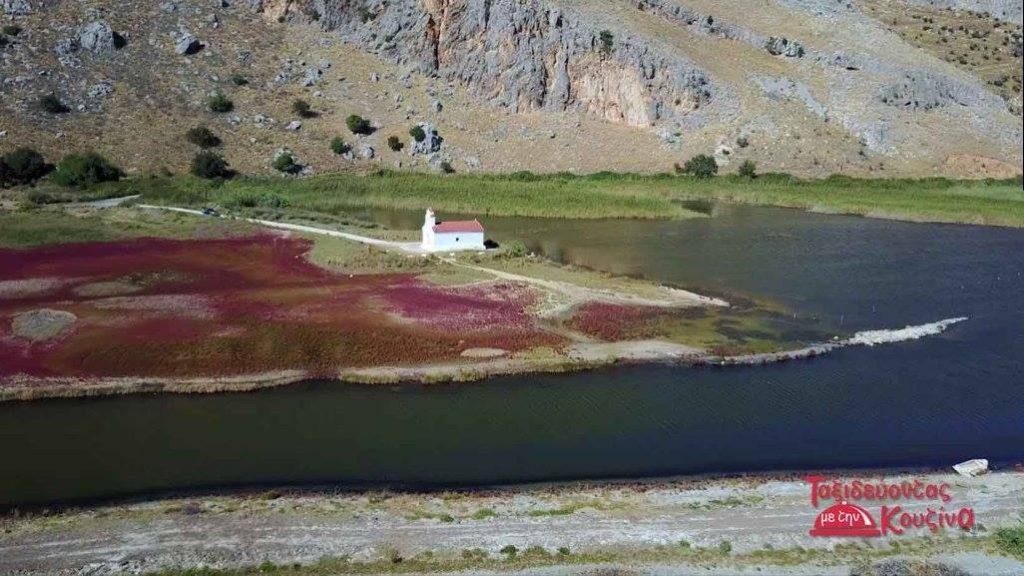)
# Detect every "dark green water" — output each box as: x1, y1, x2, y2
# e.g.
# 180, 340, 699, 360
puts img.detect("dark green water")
2, 204, 1023, 507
